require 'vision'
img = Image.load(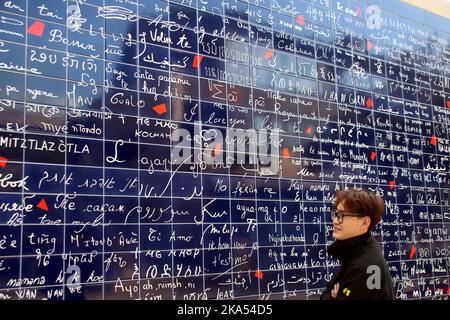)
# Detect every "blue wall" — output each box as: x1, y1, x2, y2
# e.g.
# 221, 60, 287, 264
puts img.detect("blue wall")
0, 0, 448, 300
